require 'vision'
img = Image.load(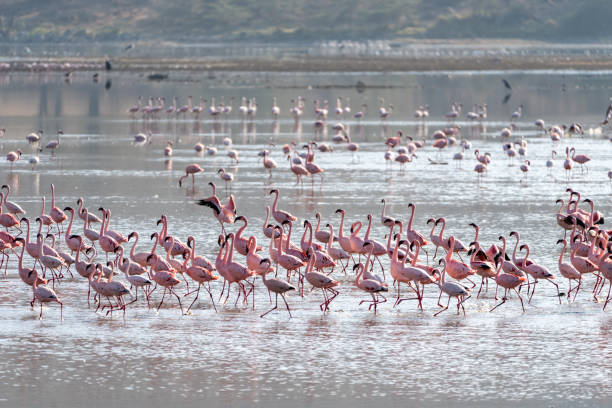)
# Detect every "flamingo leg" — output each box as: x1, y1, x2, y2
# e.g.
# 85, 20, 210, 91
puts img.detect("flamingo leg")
157, 288, 168, 311
260, 293, 279, 318
434, 295, 451, 316
490, 289, 508, 312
